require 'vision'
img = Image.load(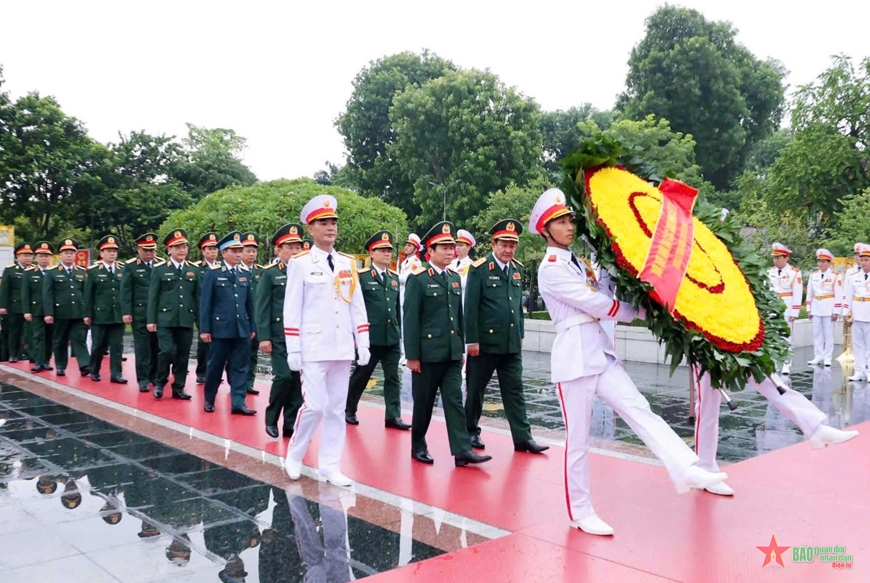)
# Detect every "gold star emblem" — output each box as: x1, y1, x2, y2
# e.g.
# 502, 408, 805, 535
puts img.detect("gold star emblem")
146, 235, 154, 241
381, 232, 389, 241
442, 224, 451, 234
108, 237, 115, 244
174, 231, 181, 238
233, 233, 241, 241
290, 226, 298, 235
507, 222, 515, 231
